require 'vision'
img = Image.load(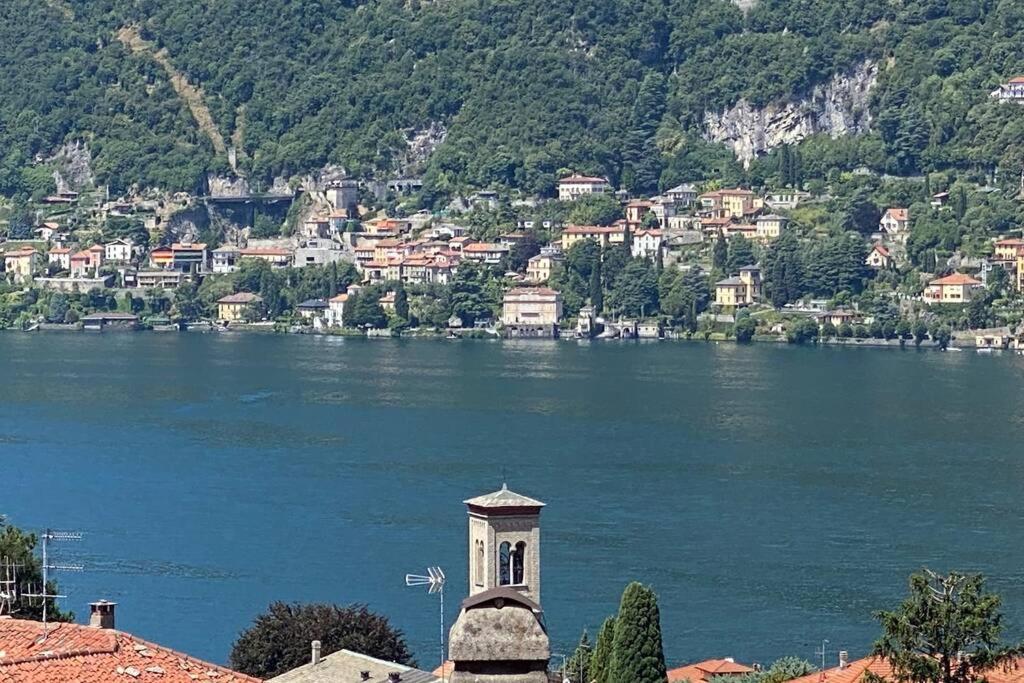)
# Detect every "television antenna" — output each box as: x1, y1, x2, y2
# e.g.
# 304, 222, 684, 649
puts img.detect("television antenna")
405, 566, 446, 676
815, 639, 830, 671
21, 529, 83, 641
0, 557, 21, 616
